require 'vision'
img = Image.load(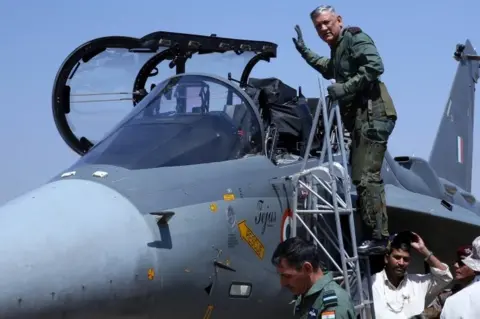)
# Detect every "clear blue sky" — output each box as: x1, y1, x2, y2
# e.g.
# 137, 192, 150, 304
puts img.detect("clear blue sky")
0, 0, 479, 204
